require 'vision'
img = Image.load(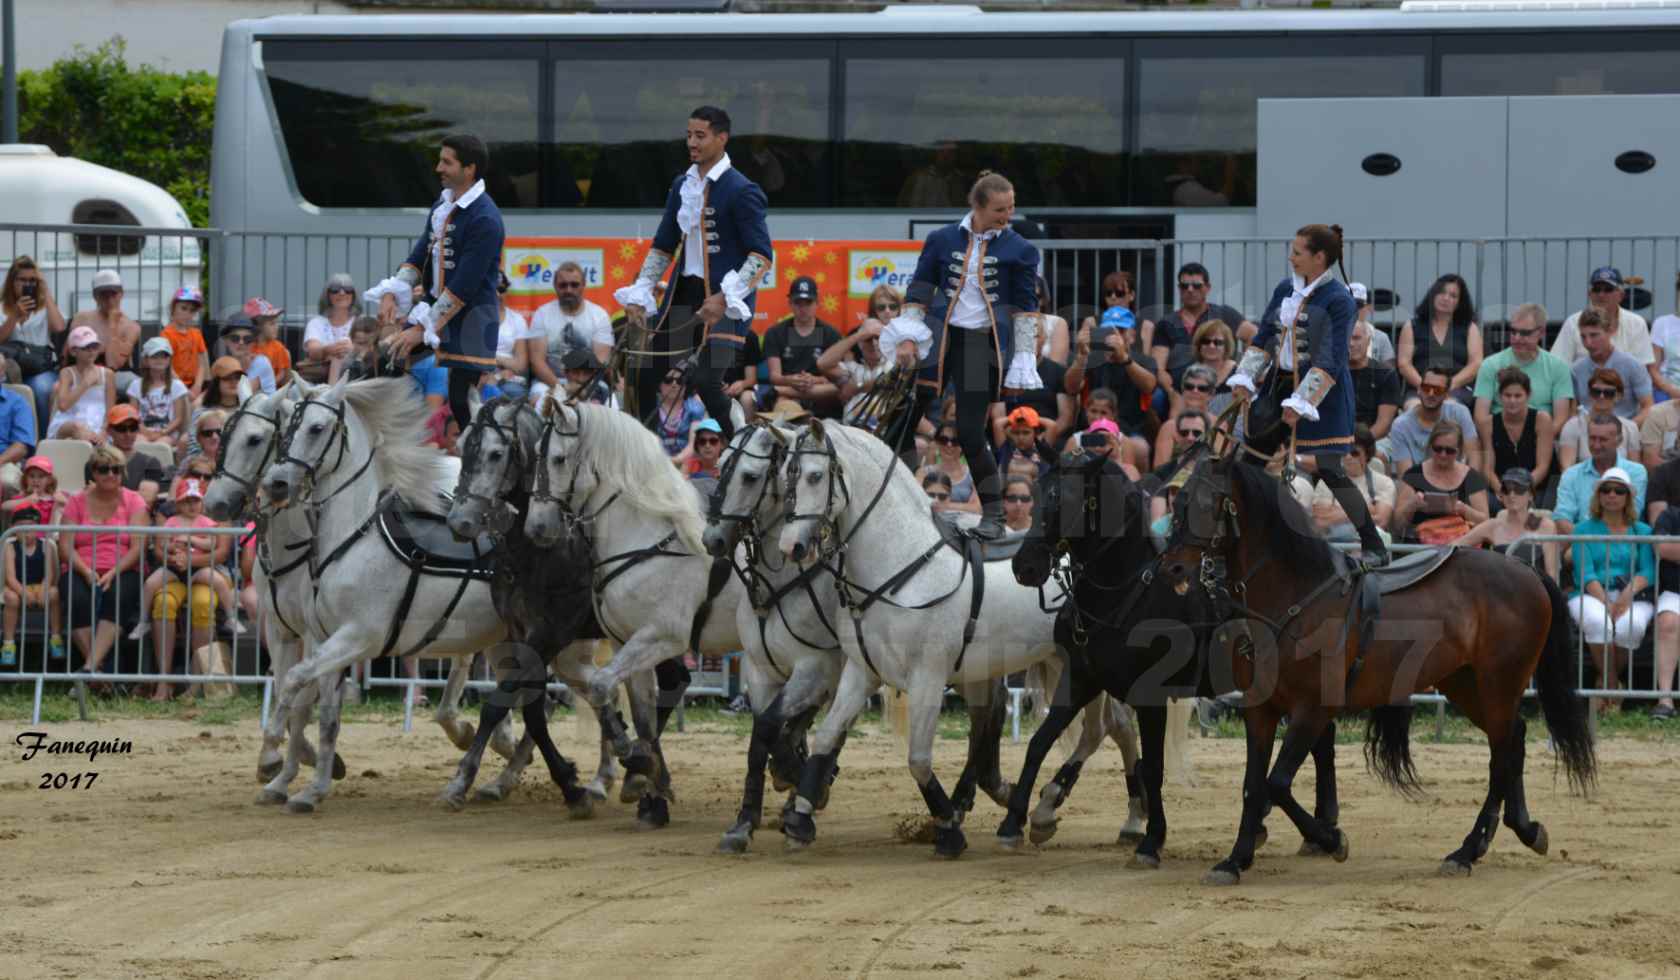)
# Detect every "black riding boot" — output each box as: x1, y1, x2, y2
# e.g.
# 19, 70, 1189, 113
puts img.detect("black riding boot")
975, 488, 1006, 541
1316, 453, 1388, 567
